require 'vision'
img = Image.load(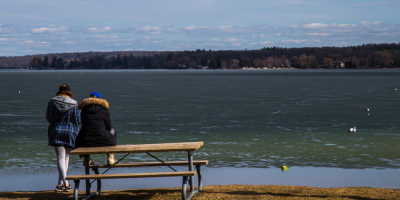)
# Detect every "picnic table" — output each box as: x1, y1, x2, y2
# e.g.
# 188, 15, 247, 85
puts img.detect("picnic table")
66, 141, 207, 200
